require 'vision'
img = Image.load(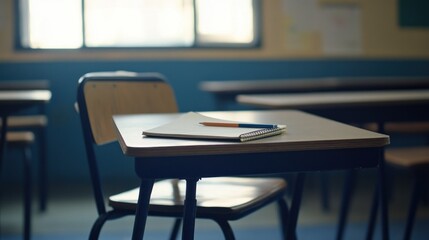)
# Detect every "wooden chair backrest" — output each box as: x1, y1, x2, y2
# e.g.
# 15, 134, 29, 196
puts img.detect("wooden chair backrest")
81, 74, 178, 145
